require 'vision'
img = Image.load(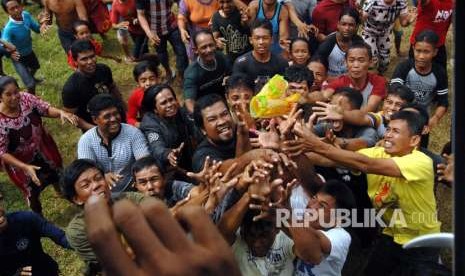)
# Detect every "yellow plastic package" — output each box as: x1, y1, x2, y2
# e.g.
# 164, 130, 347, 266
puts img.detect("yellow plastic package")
250, 74, 301, 118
